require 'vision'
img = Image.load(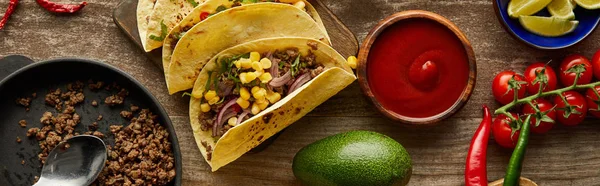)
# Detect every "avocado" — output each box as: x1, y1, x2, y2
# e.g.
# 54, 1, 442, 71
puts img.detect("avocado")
292, 130, 412, 186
